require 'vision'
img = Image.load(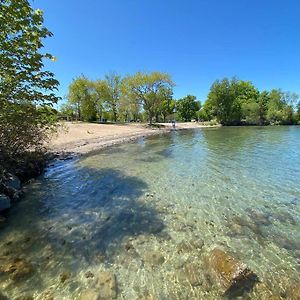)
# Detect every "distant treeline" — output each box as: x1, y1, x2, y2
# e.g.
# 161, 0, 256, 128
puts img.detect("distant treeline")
62, 74, 300, 126
201, 77, 300, 125
61, 72, 201, 124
